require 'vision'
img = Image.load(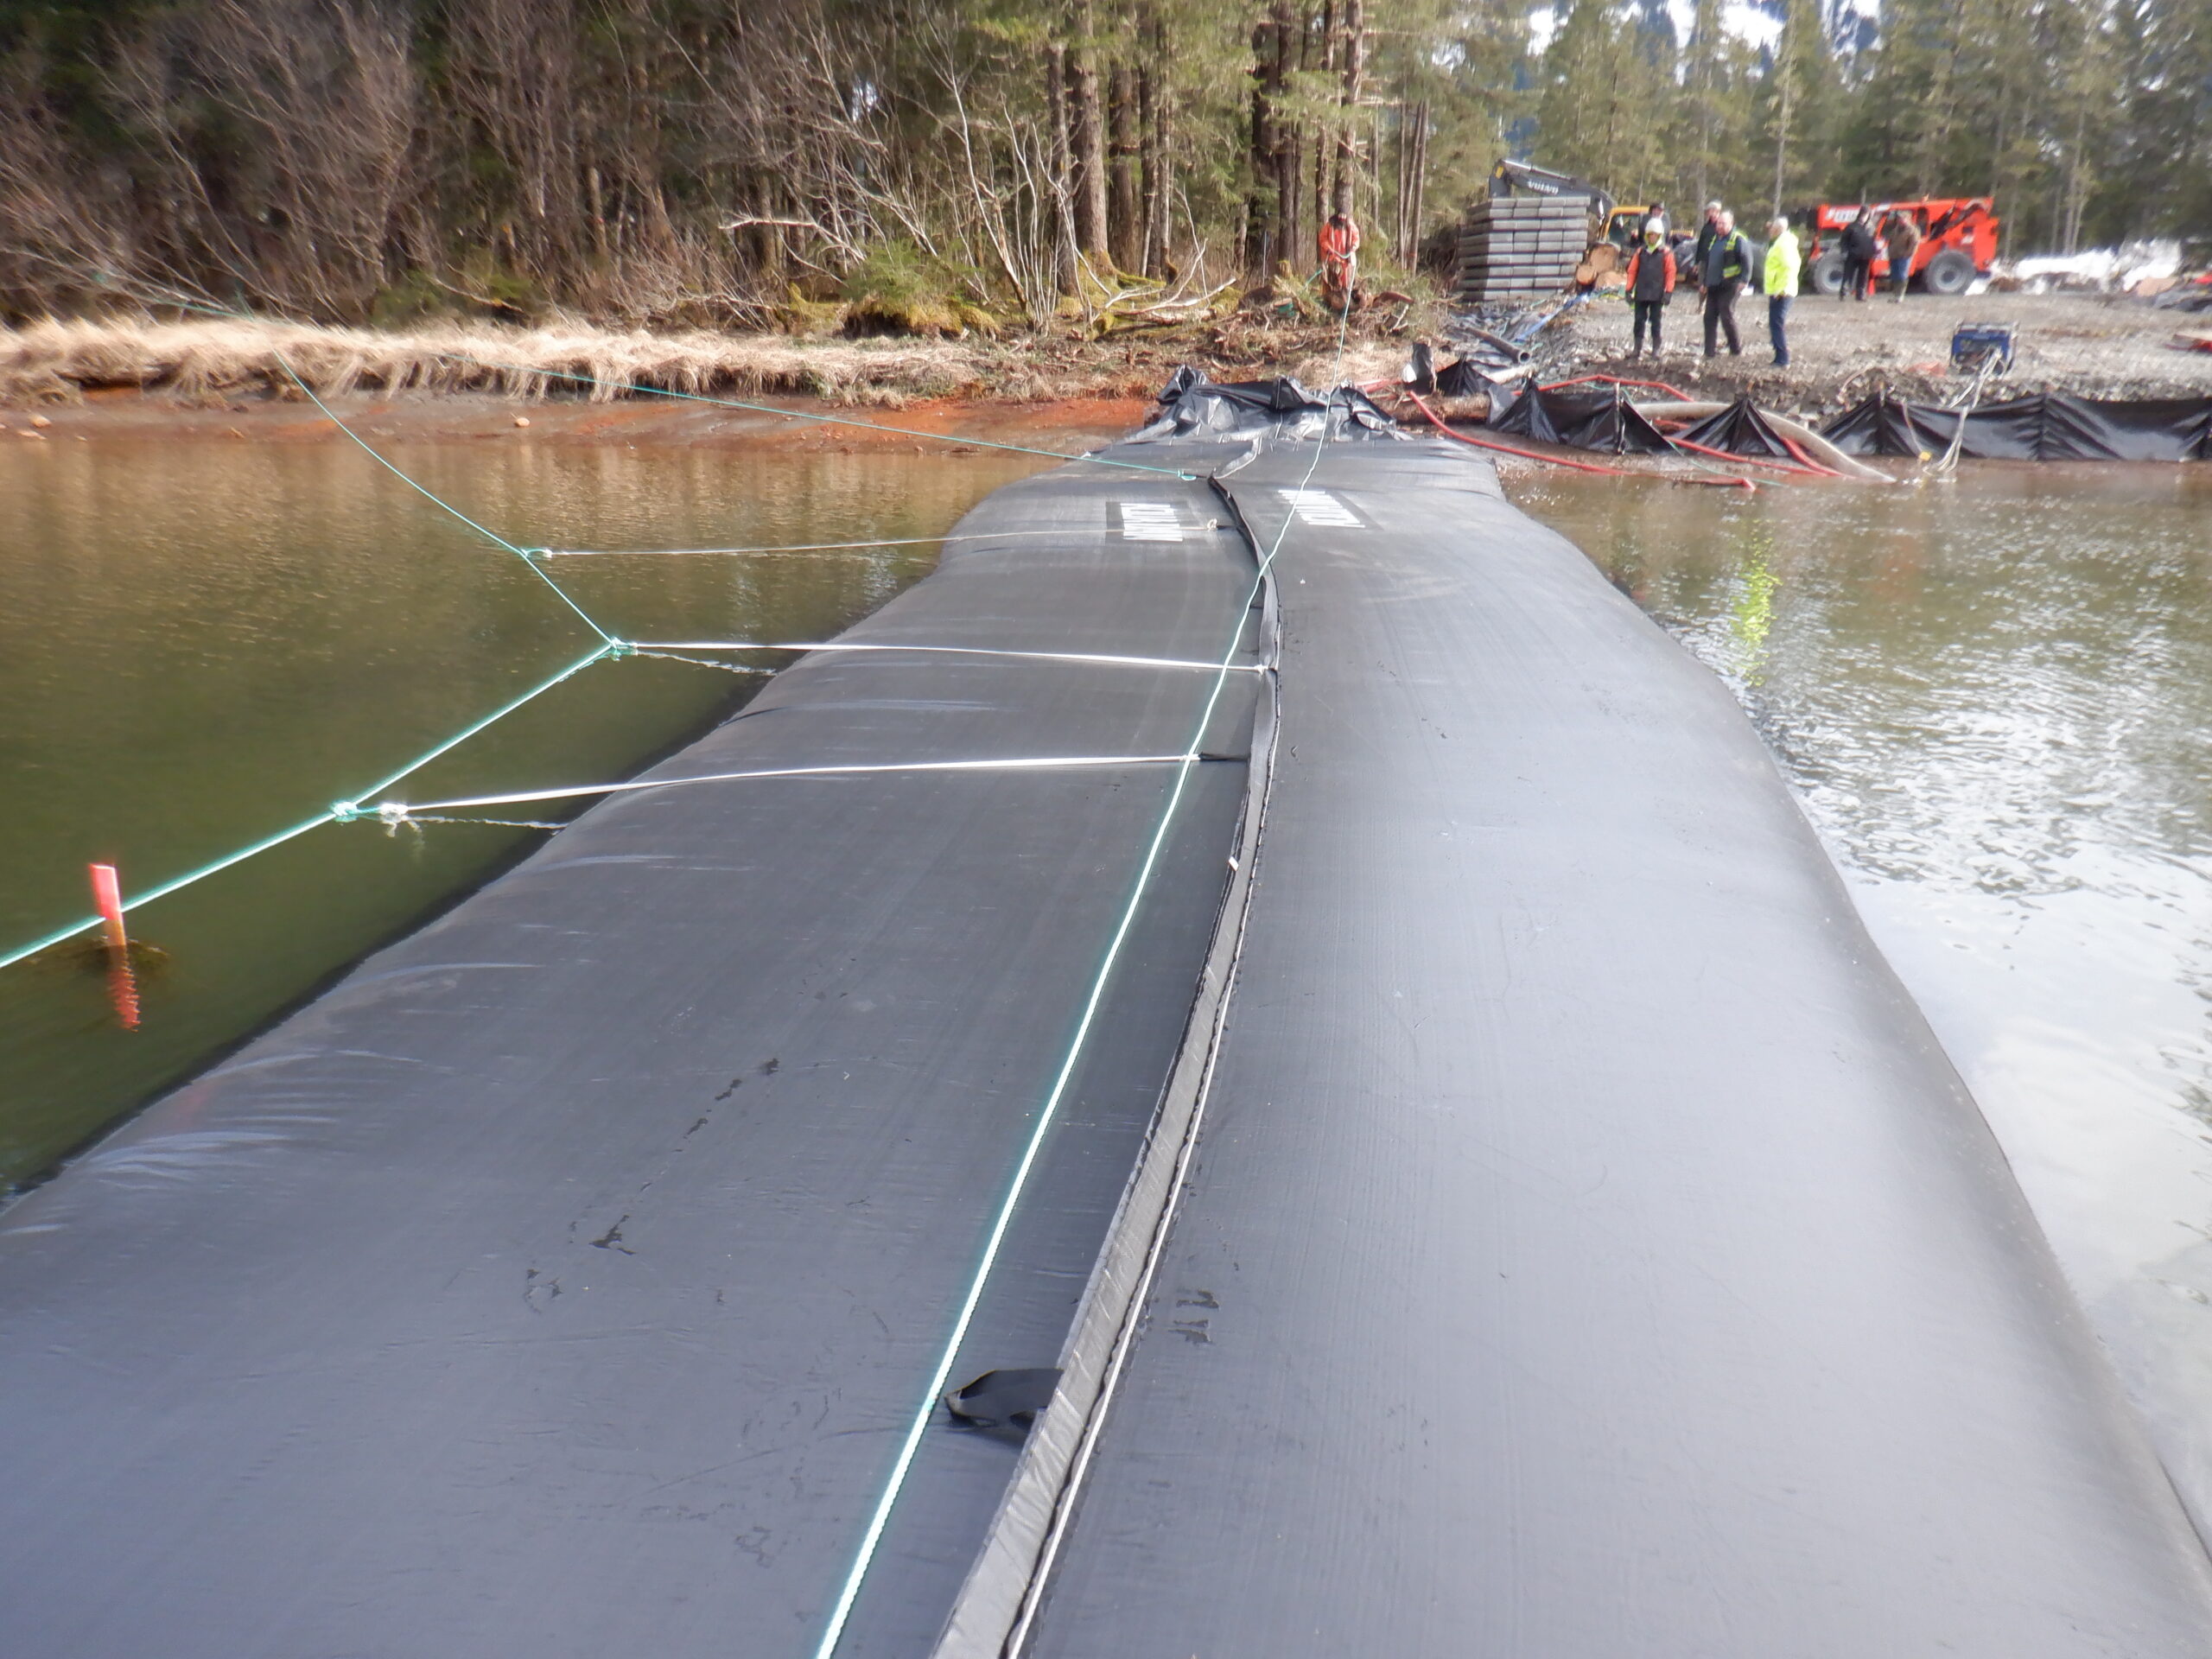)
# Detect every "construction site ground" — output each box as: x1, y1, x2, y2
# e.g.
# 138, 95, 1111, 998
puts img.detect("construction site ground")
1542, 289, 2212, 418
